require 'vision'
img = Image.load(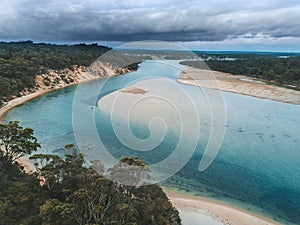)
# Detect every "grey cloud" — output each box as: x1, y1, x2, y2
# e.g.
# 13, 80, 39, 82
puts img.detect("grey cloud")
0, 0, 299, 43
